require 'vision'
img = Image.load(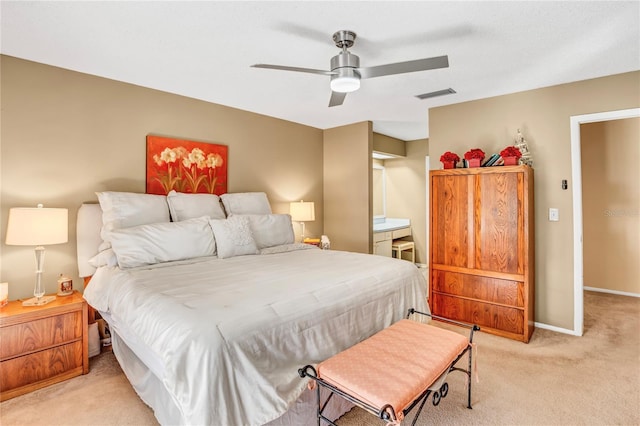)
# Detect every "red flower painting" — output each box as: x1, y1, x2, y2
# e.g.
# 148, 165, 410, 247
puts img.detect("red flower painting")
146, 135, 228, 195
